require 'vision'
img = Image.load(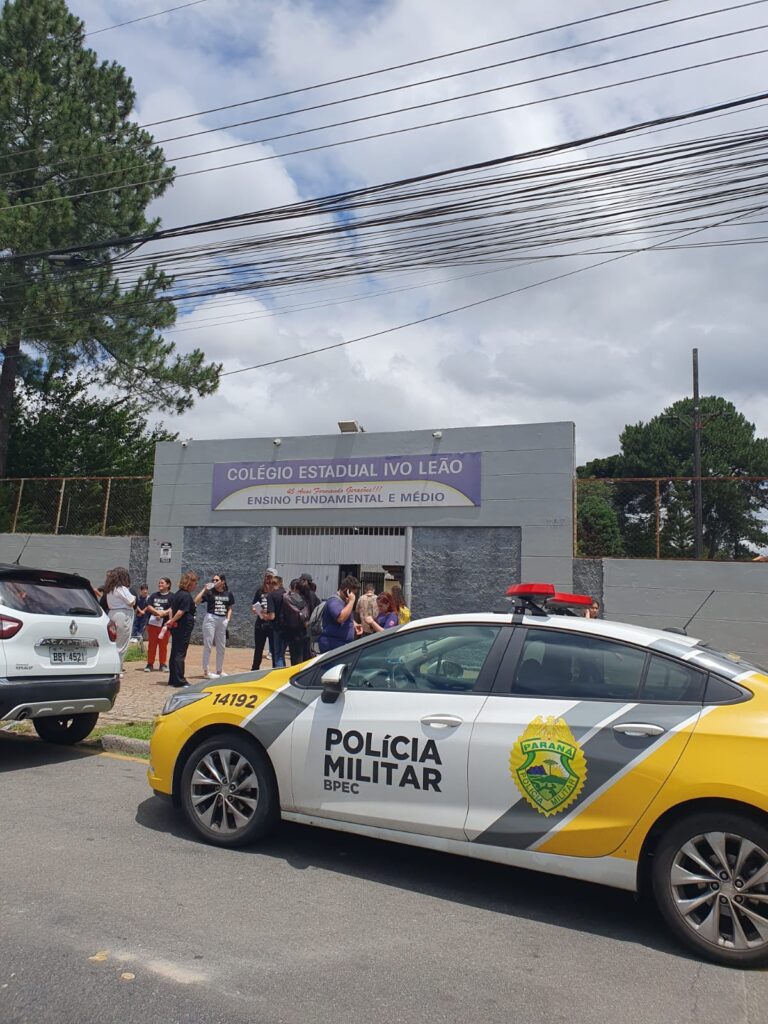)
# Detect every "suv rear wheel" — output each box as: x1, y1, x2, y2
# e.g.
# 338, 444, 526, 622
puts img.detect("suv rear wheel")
652, 811, 768, 967
32, 712, 99, 745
